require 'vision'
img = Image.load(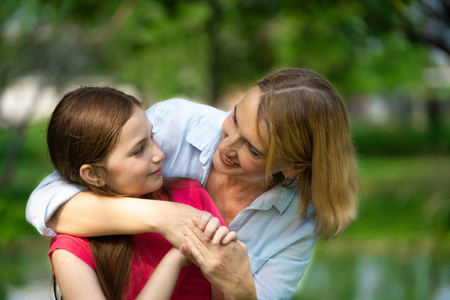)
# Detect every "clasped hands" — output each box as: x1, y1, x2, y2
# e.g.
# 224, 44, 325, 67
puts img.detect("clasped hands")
180, 215, 238, 266
178, 215, 256, 300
